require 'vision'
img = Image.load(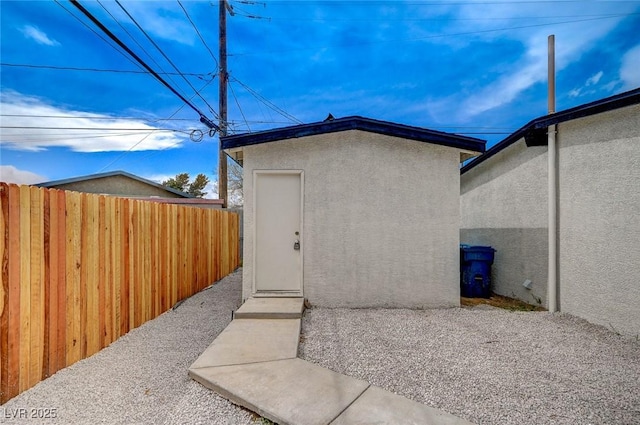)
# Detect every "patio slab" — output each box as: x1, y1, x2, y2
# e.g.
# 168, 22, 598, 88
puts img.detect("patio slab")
331, 385, 475, 425
189, 358, 370, 425
189, 318, 300, 369
234, 297, 305, 319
